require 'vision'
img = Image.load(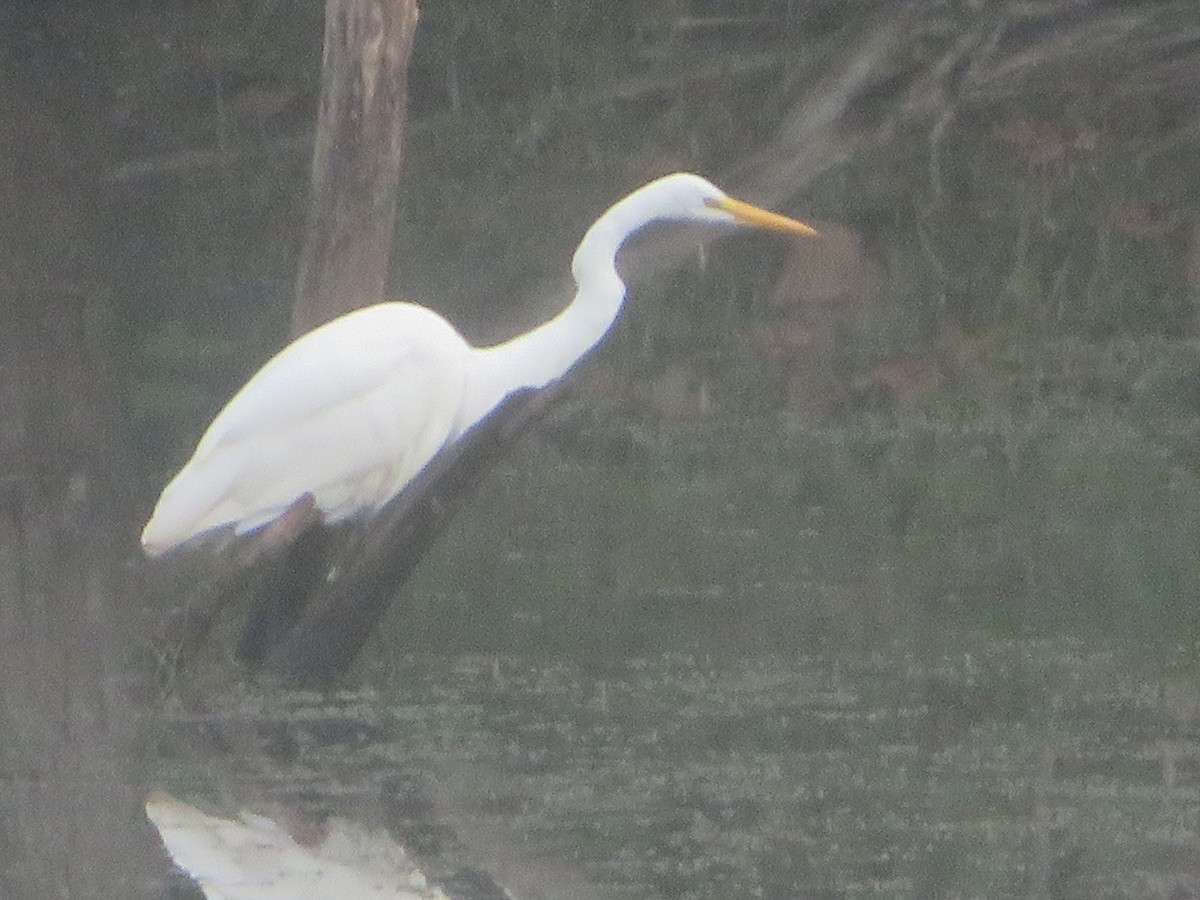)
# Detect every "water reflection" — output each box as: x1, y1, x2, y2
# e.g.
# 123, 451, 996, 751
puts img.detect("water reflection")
161, 636, 1200, 899
147, 791, 453, 899
157, 409, 1200, 899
